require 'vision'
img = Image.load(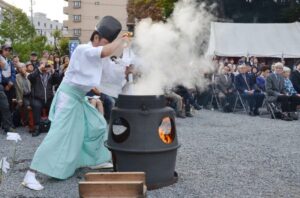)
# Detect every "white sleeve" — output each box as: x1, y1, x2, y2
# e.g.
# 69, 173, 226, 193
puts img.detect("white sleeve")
84, 46, 103, 59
